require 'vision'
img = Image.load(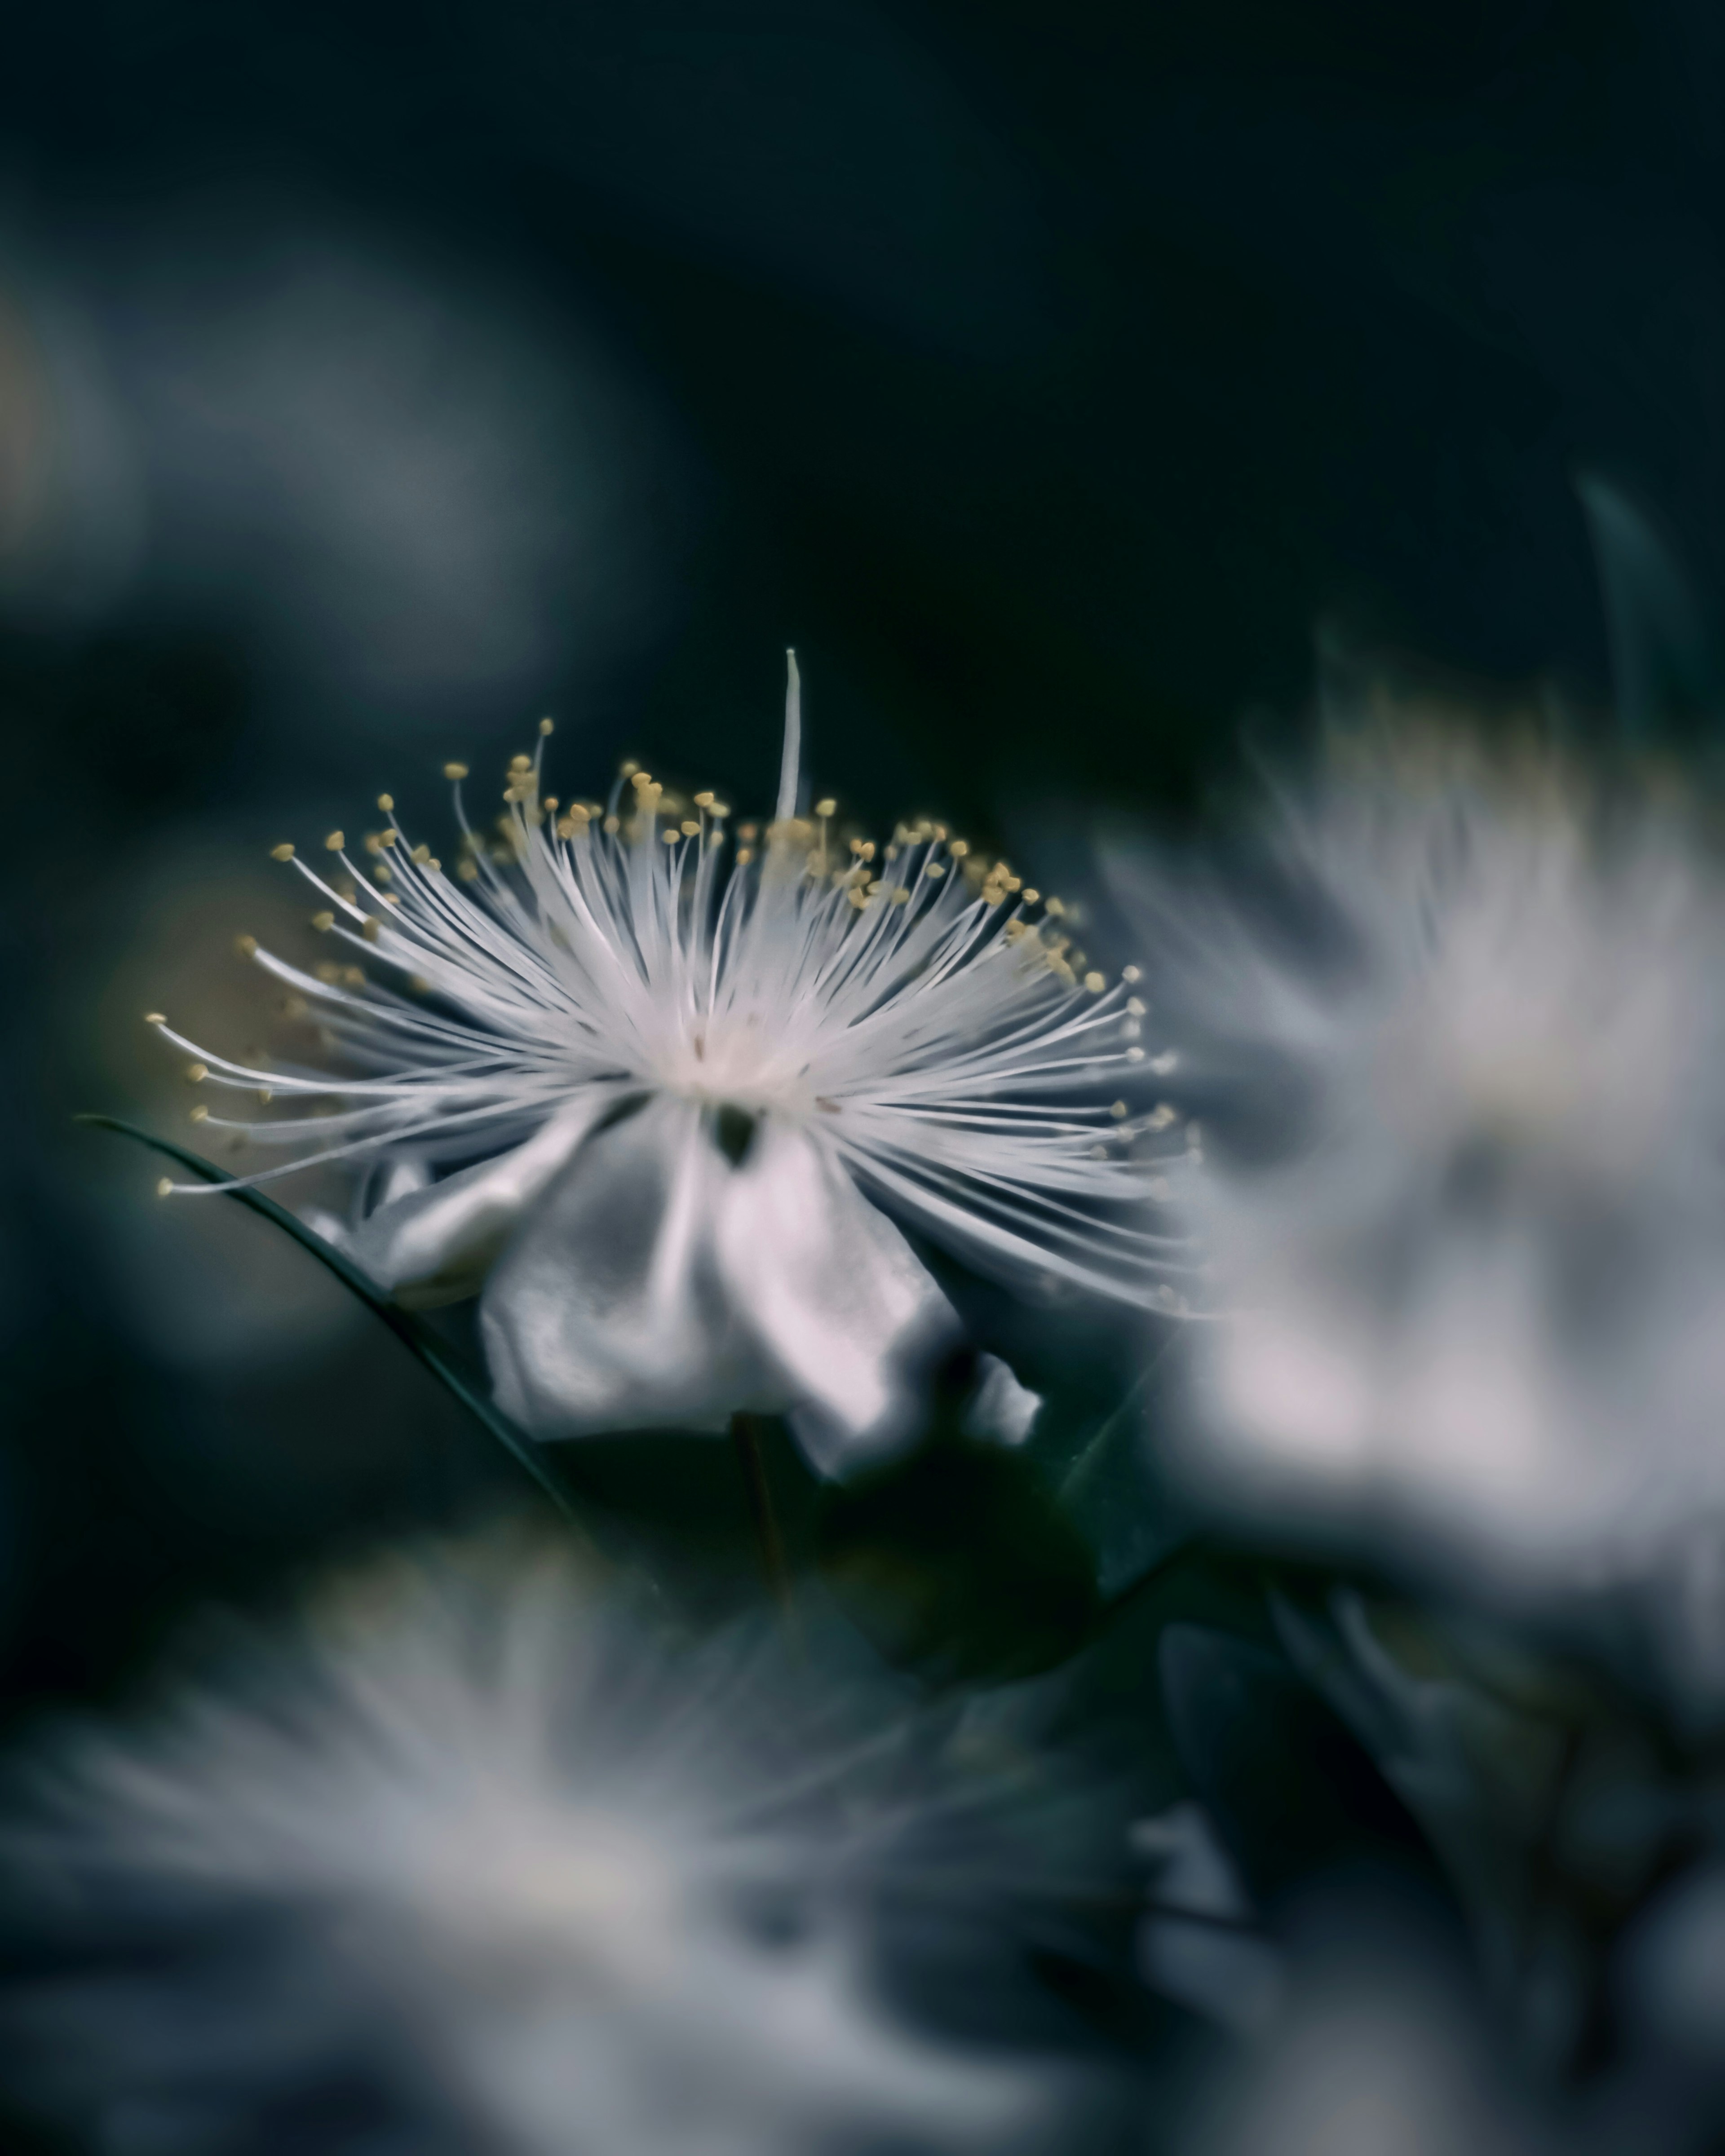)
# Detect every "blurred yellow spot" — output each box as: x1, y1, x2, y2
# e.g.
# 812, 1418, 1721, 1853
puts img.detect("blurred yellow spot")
443, 762, 469, 781
325, 831, 344, 852
270, 843, 295, 862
